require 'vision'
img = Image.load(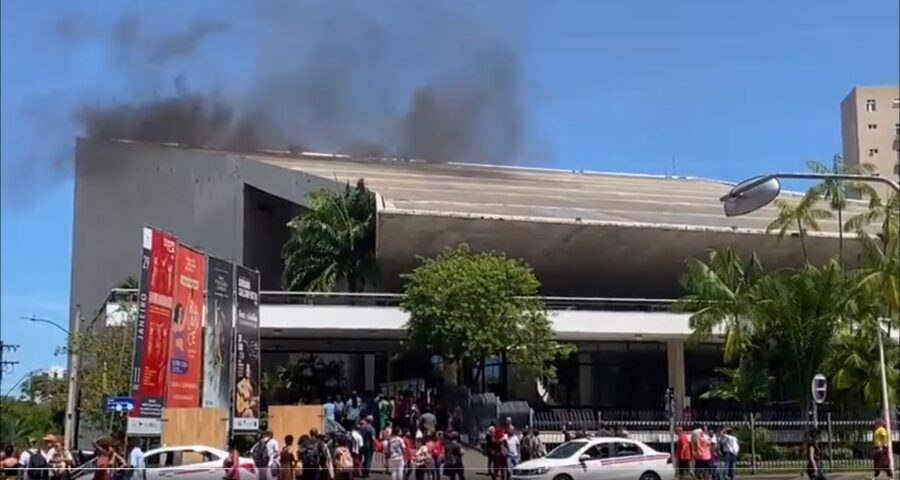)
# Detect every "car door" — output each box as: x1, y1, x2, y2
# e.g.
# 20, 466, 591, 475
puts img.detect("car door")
142, 451, 171, 480
609, 441, 645, 480
573, 442, 612, 480
168, 449, 221, 479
